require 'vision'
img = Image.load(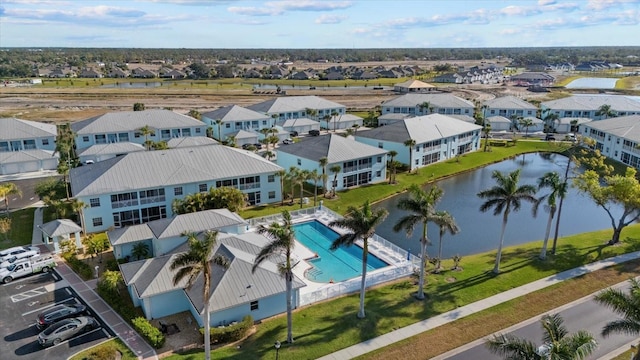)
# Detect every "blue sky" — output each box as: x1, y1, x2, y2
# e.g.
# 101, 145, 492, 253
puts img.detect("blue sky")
1, 0, 639, 48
